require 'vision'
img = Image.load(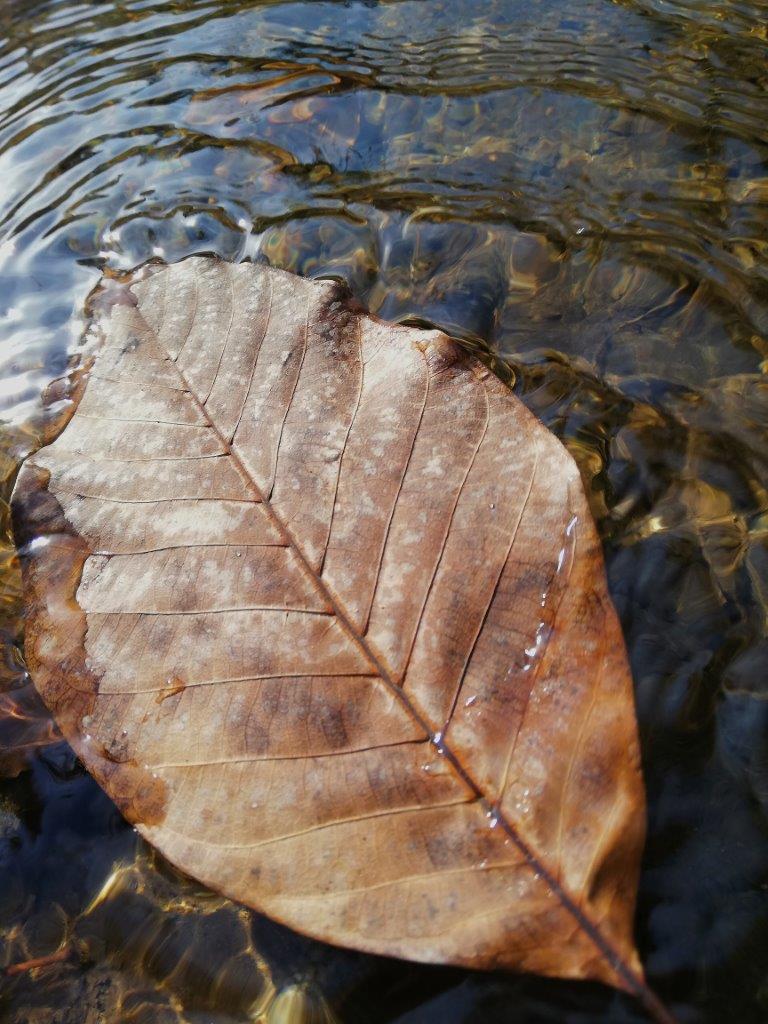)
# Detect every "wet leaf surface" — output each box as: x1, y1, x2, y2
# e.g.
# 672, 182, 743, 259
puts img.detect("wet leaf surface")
11, 258, 653, 1007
